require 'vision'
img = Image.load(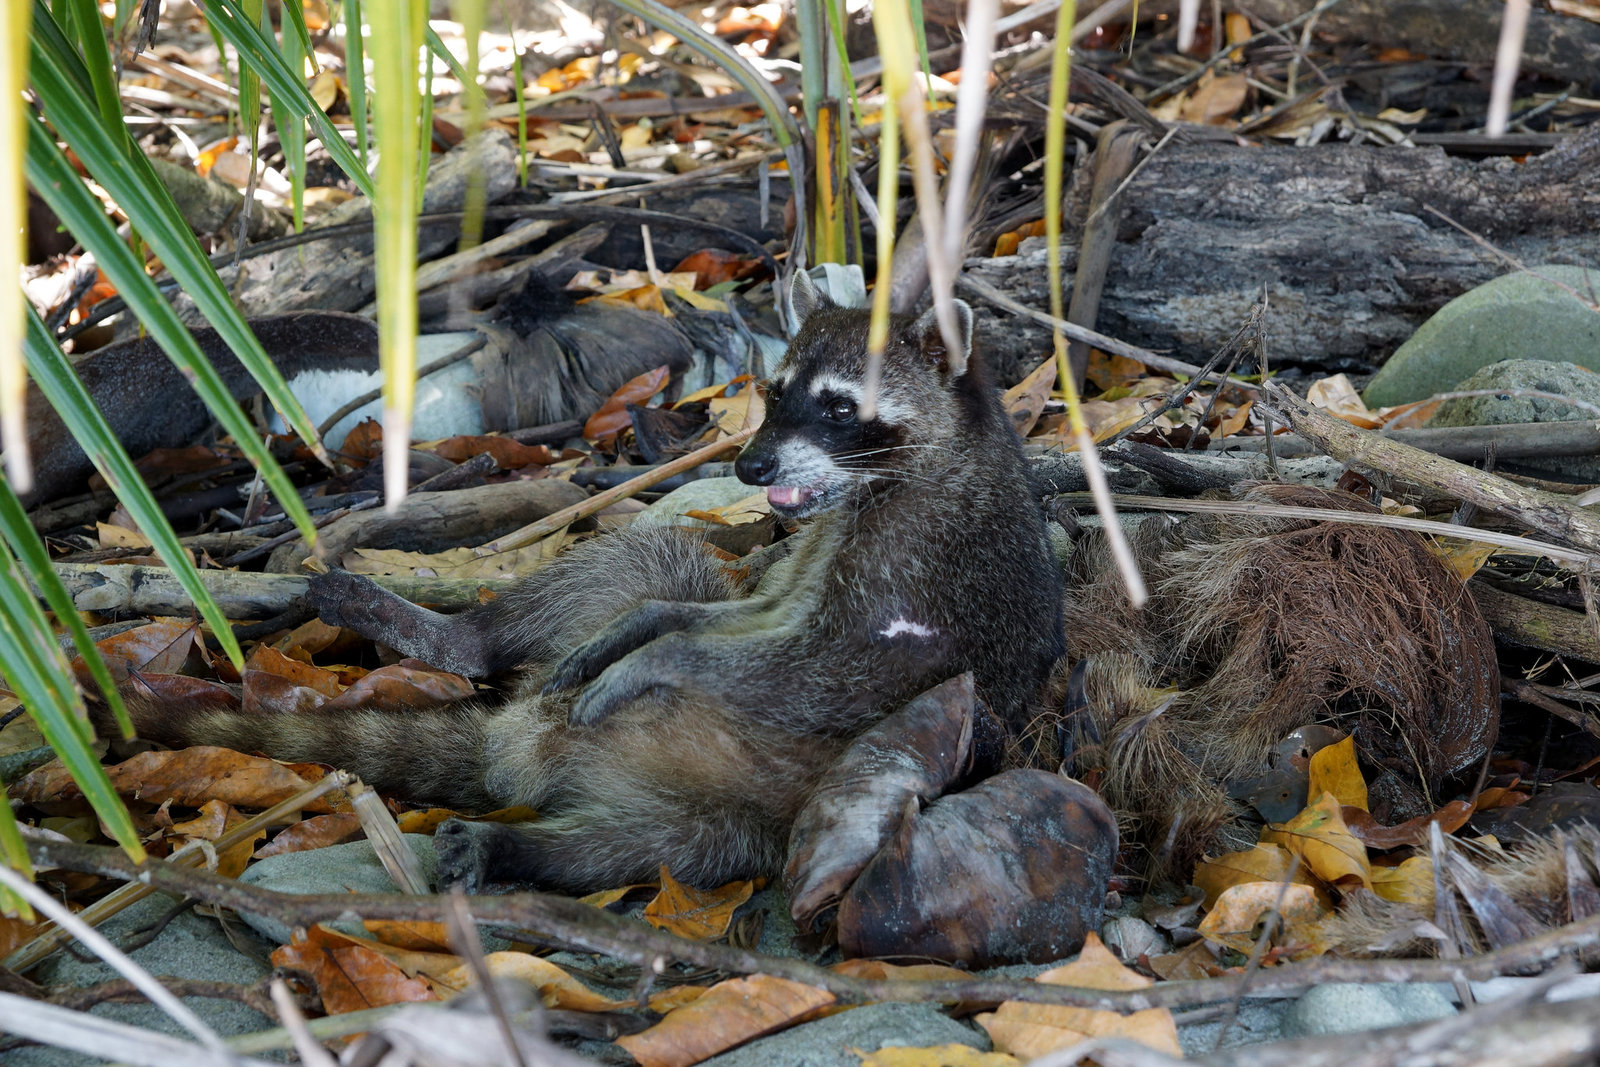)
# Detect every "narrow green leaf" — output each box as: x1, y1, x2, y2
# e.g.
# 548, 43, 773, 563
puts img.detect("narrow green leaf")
30, 0, 92, 97
265, 0, 308, 231
59, 0, 121, 132
279, 0, 318, 74
0, 475, 130, 737
0, 801, 35, 917
820, 0, 863, 126
199, 0, 374, 197
907, 0, 931, 88
31, 35, 329, 534
343, 0, 369, 166
0, 537, 144, 861
425, 24, 471, 87
509, 33, 526, 186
